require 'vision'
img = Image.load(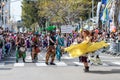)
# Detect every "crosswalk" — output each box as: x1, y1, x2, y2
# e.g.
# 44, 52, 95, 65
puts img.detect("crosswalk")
14, 63, 25, 67
0, 52, 120, 68
0, 62, 120, 67
0, 60, 120, 67
0, 63, 5, 67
